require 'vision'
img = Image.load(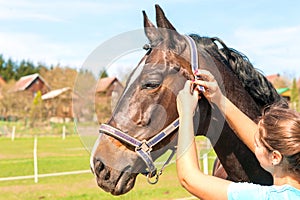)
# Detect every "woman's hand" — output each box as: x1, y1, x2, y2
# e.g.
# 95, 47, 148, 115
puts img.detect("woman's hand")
194, 70, 223, 106
177, 80, 199, 117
